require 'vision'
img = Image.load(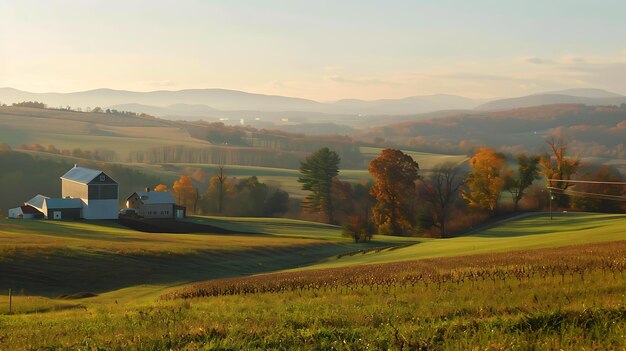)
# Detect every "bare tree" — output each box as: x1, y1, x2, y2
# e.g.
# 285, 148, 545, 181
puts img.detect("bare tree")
420, 162, 464, 237
216, 160, 227, 214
